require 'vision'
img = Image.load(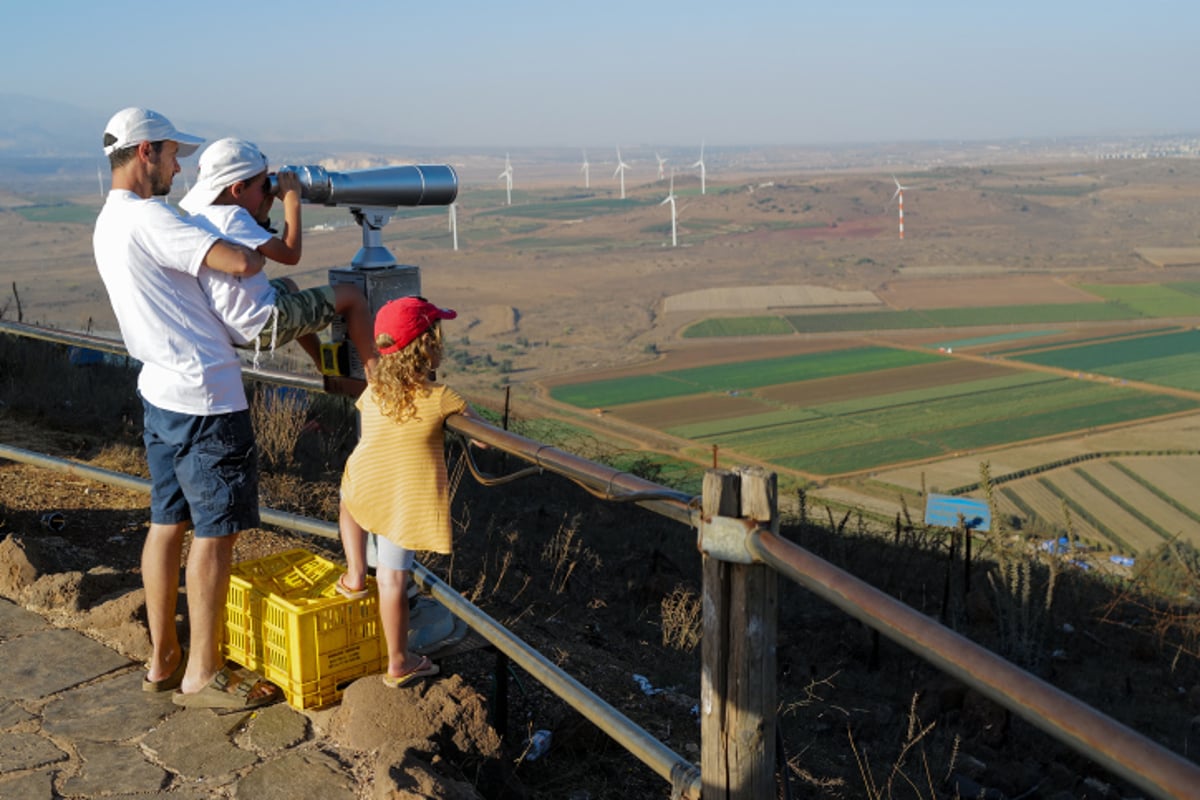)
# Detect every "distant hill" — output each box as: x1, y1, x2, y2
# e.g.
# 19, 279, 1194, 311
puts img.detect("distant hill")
0, 94, 102, 157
